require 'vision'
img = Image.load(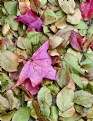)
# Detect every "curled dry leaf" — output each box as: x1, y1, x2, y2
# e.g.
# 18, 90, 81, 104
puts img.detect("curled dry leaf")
58, 0, 75, 14
67, 8, 82, 25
